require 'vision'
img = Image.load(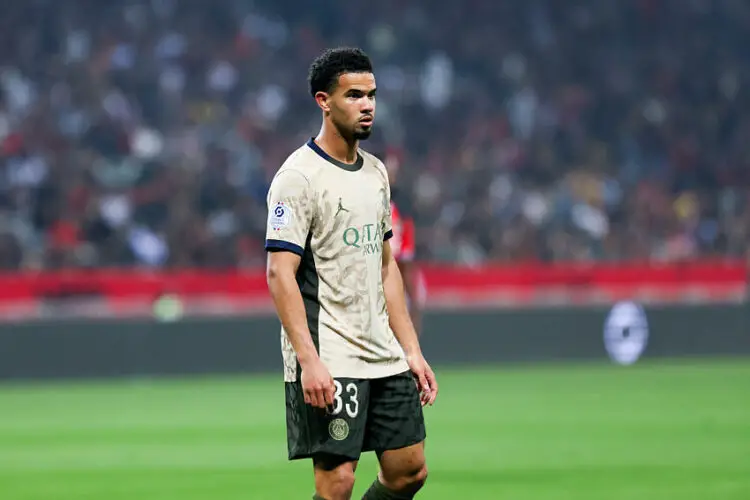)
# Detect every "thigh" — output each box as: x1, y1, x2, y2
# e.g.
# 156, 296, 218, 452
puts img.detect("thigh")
362, 371, 426, 454
285, 378, 370, 461
313, 453, 358, 500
